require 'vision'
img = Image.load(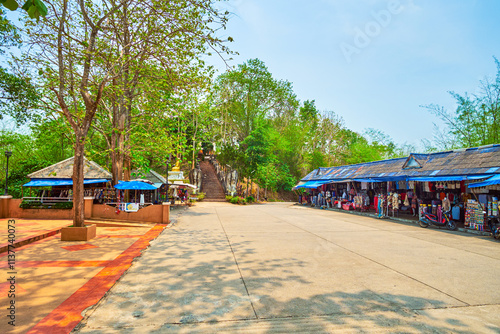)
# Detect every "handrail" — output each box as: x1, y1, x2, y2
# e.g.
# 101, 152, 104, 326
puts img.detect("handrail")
22, 196, 73, 202
207, 155, 238, 196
